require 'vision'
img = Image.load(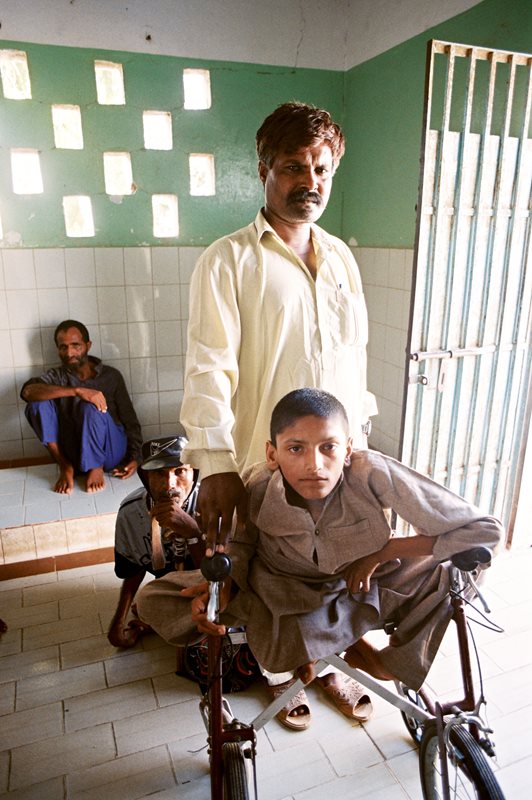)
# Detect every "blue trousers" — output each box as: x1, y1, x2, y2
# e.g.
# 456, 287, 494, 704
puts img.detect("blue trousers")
25, 399, 128, 473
